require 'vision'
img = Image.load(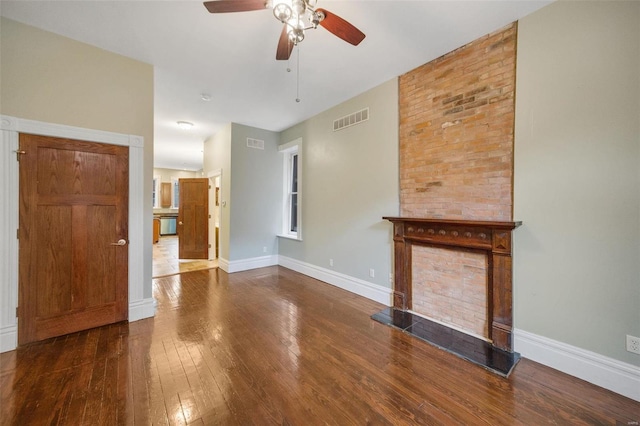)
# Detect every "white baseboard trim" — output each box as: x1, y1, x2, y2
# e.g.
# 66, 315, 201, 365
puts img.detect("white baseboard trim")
218, 257, 230, 272
278, 255, 393, 306
0, 324, 17, 353
0, 299, 155, 354
514, 328, 640, 402
223, 255, 279, 273
129, 297, 156, 322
